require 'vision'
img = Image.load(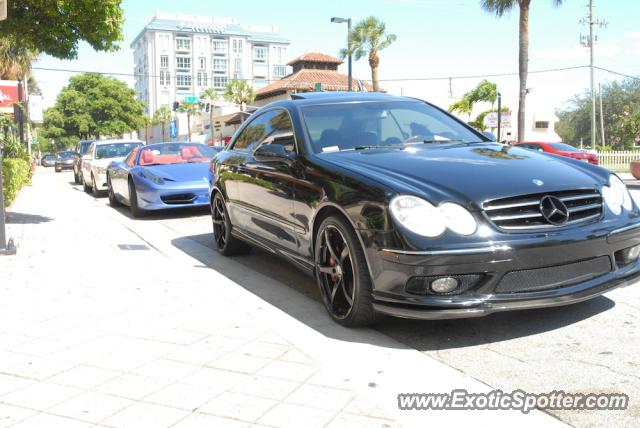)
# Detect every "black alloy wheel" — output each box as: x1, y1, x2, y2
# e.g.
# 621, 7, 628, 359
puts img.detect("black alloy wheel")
107, 176, 120, 207
315, 216, 376, 327
128, 179, 145, 218
212, 192, 250, 256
